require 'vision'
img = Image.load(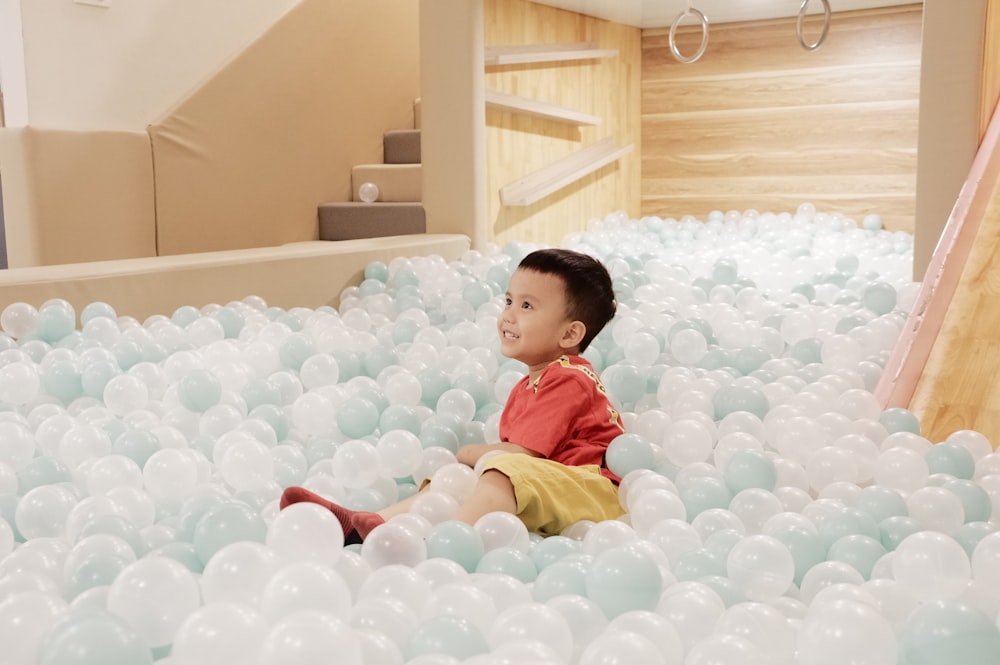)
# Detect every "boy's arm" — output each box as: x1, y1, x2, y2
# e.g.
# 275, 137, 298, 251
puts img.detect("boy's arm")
456, 442, 542, 468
